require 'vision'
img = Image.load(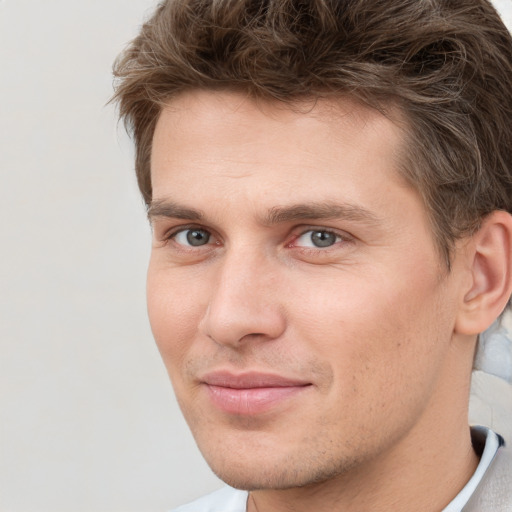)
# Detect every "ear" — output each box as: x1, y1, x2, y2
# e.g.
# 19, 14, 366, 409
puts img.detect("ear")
455, 210, 512, 336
